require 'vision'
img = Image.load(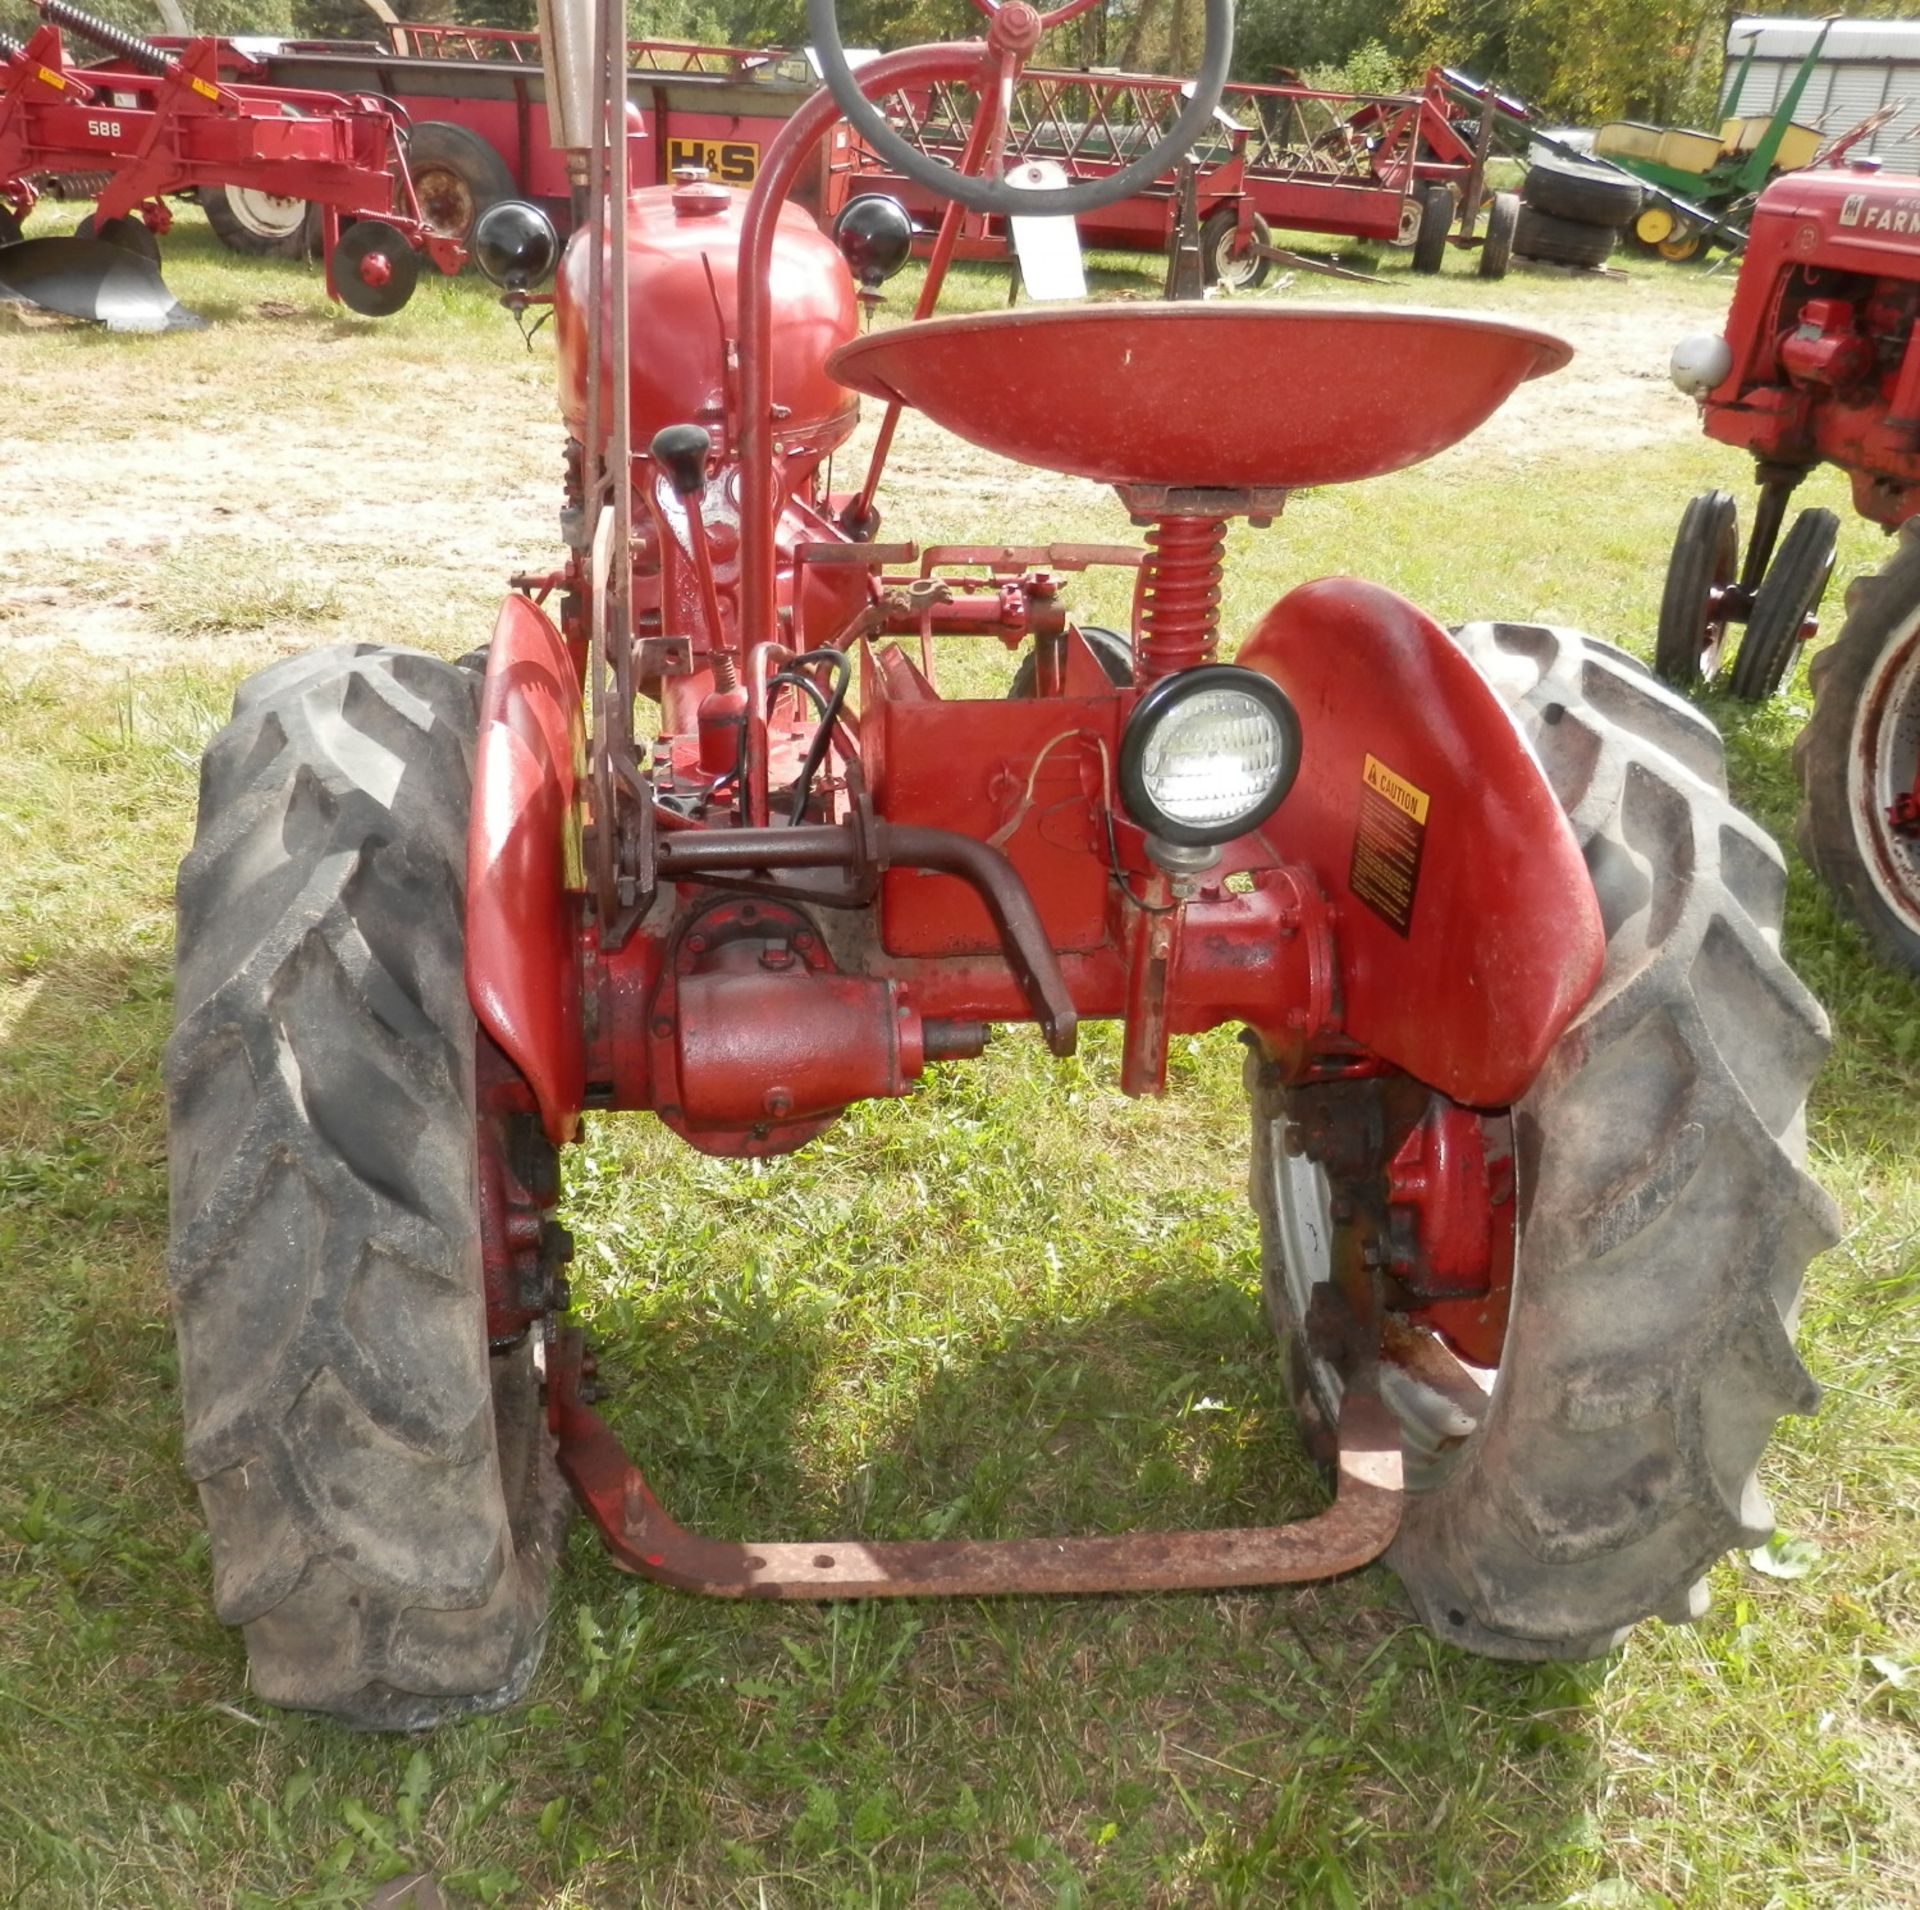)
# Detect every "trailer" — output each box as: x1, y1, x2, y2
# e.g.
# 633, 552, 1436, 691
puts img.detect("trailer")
828, 63, 1517, 285
110, 19, 821, 247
